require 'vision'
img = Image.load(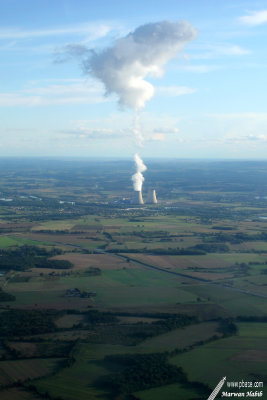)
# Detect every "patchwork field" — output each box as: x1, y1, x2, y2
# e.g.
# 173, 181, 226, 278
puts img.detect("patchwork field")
170, 322, 267, 387
1, 159, 267, 400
